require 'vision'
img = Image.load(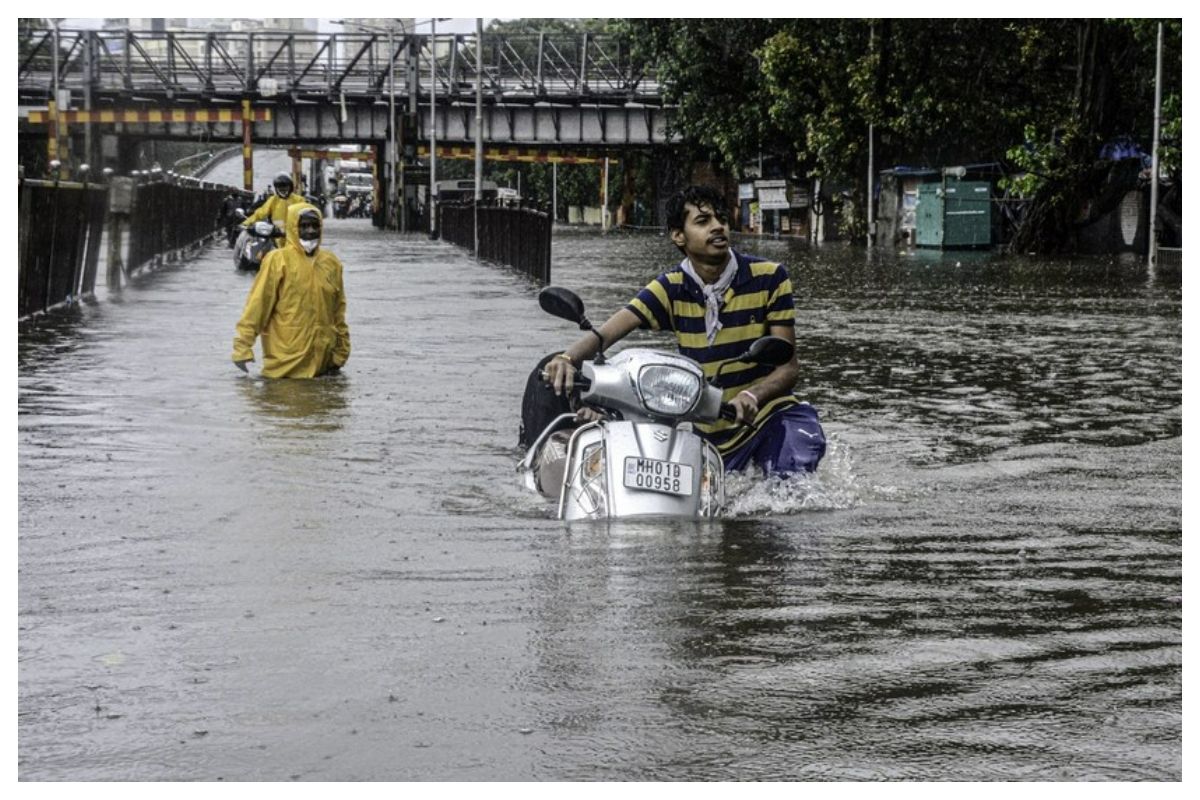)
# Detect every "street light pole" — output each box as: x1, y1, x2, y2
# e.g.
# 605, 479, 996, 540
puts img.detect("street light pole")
475, 18, 483, 256
50, 19, 62, 177
388, 25, 397, 232
1148, 21, 1164, 268
429, 17, 438, 239
333, 19, 404, 231
867, 22, 876, 251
